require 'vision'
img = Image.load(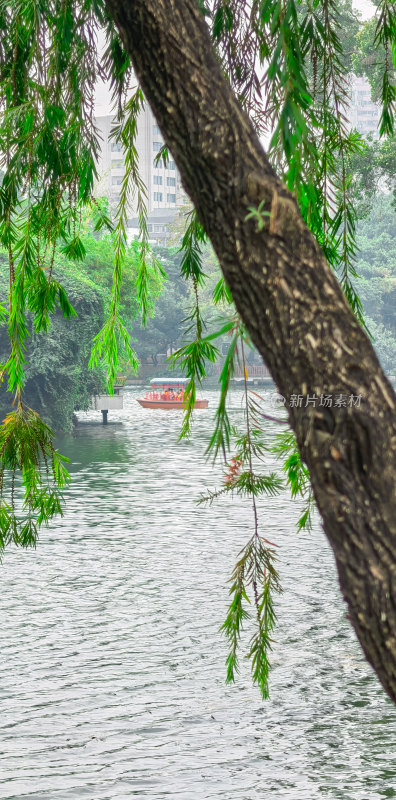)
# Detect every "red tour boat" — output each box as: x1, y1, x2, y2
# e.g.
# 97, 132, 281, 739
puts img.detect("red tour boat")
137, 378, 209, 409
